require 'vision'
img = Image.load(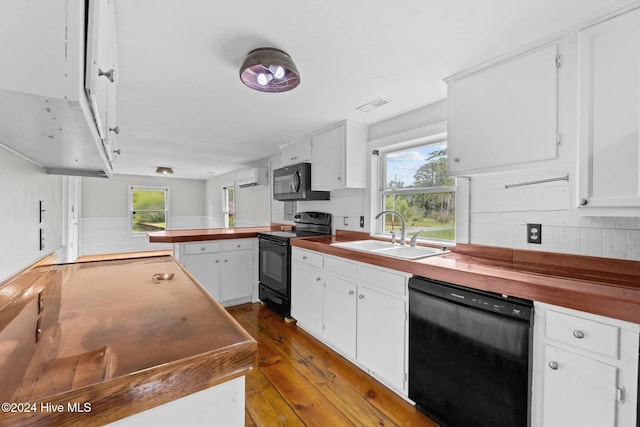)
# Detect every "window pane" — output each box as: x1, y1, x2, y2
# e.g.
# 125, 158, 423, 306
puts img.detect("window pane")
227, 187, 235, 213
132, 189, 166, 210
132, 211, 166, 232
383, 192, 455, 241
385, 143, 451, 189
